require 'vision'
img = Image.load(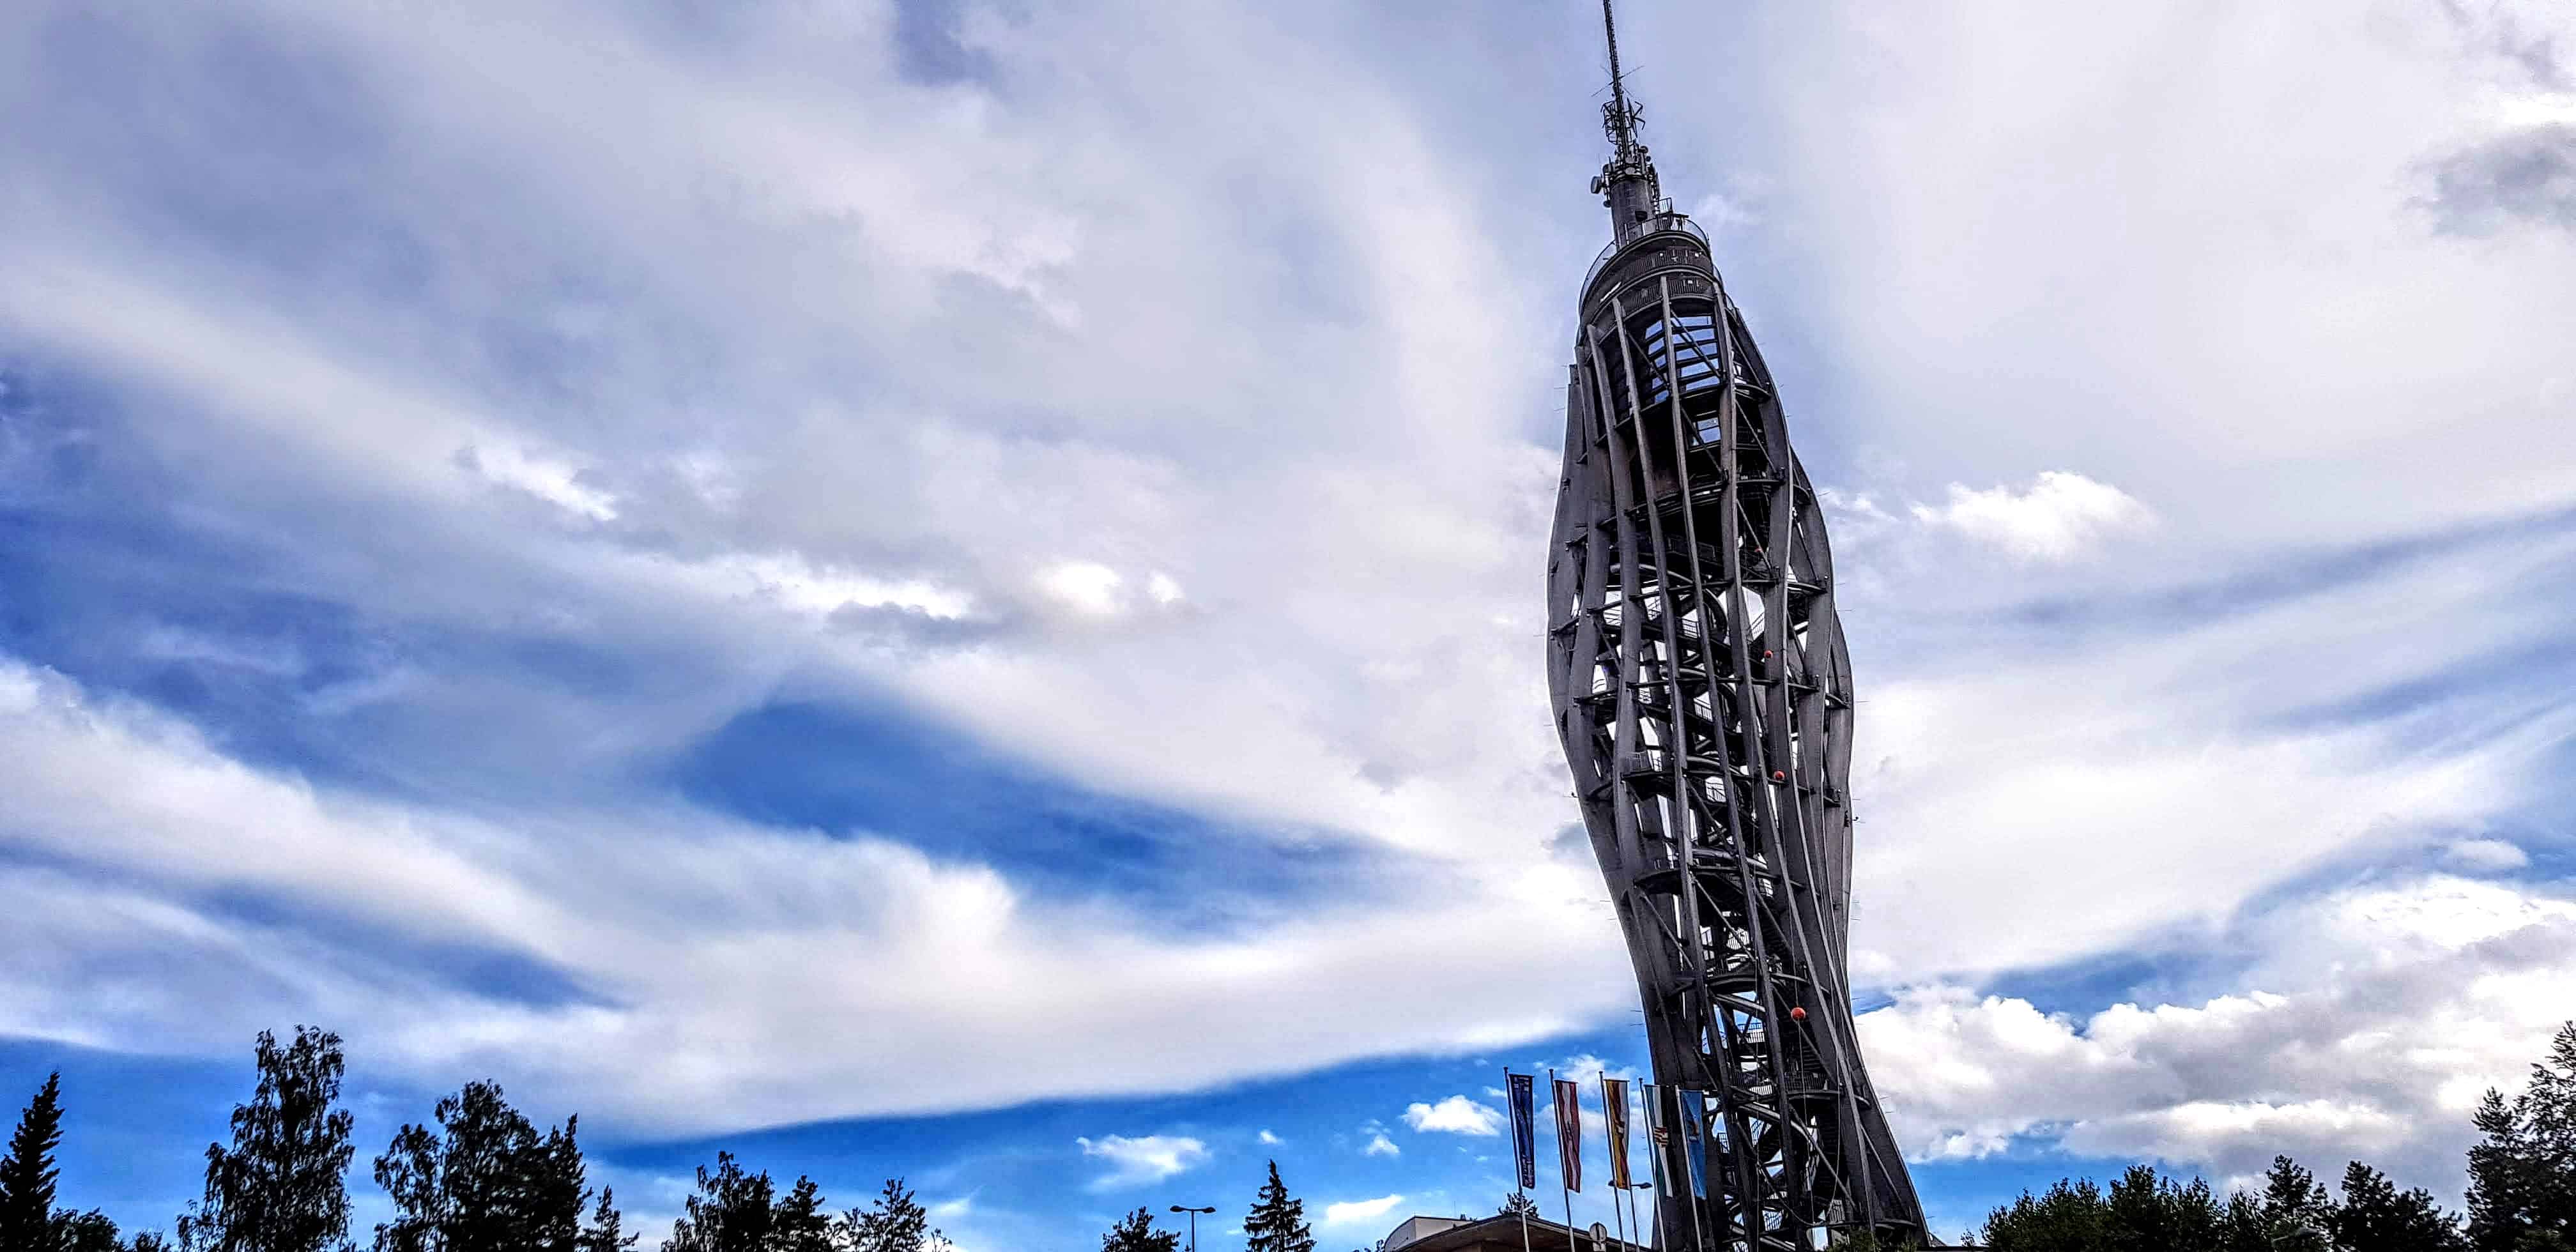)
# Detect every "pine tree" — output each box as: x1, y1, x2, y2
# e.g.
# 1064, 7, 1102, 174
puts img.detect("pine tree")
2097, 1164, 2227, 1252
1980, 1177, 2108, 1251
2216, 1190, 2269, 1252
578, 1188, 635, 1252
770, 1177, 832, 1252
2469, 1022, 2576, 1252
2, 1073, 66, 1252
530, 1118, 588, 1252
2253, 1156, 2334, 1252
1497, 1191, 1540, 1219
2333, 1160, 2467, 1251
1101, 1208, 1179, 1252
1243, 1161, 1314, 1252
183, 1027, 358, 1252
838, 1178, 940, 1252
661, 1153, 773, 1252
